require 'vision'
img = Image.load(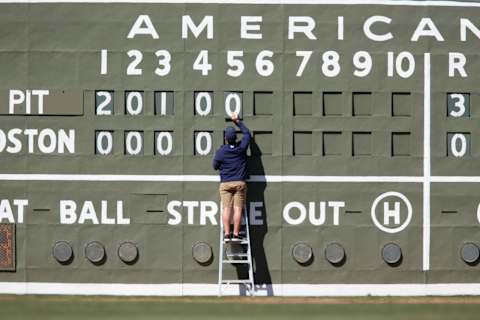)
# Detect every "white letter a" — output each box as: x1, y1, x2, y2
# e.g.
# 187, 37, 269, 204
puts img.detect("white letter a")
127, 15, 159, 39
